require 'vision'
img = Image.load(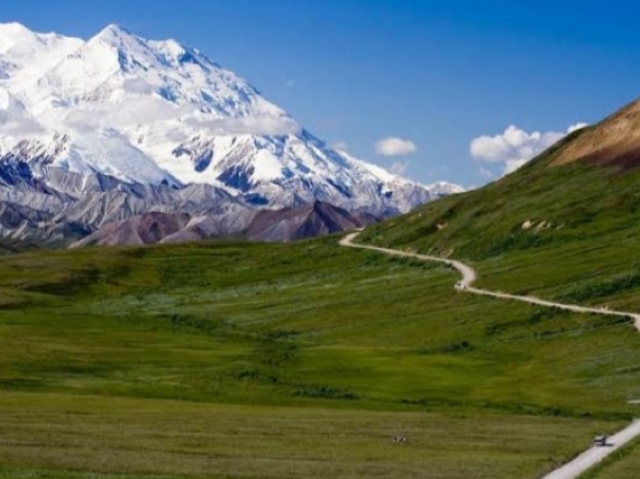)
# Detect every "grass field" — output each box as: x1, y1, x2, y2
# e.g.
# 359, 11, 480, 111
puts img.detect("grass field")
0, 231, 639, 478
0, 392, 616, 479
